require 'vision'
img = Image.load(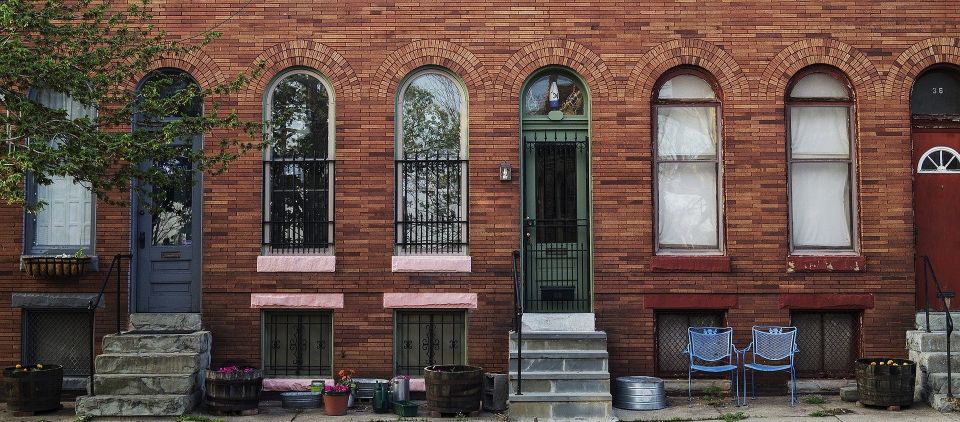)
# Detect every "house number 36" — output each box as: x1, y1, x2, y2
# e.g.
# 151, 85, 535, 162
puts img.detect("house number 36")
932, 87, 945, 94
